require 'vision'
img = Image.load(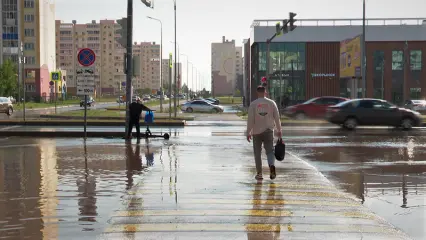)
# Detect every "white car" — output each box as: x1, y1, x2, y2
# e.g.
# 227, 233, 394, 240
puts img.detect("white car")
181, 100, 224, 113
404, 100, 426, 111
